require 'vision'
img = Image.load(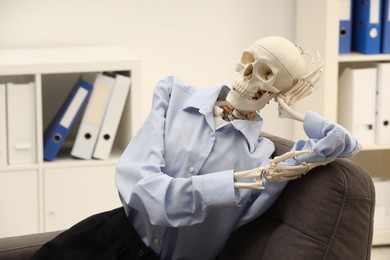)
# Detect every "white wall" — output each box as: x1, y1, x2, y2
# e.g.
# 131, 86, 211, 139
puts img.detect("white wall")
0, 0, 297, 139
